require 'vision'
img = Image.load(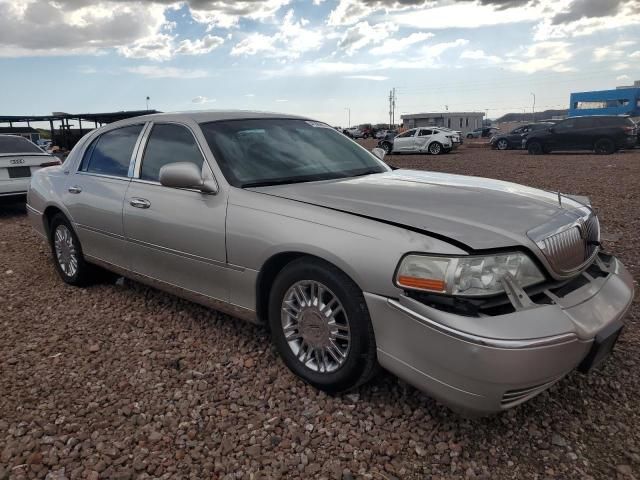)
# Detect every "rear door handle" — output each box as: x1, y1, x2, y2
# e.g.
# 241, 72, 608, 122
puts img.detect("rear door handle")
130, 197, 151, 209
68, 186, 82, 194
